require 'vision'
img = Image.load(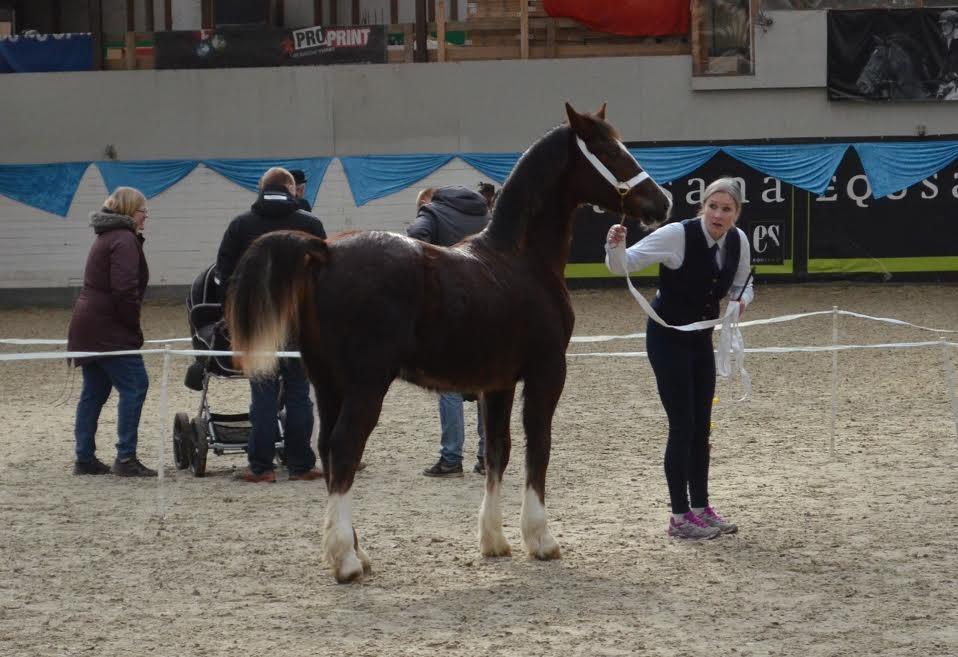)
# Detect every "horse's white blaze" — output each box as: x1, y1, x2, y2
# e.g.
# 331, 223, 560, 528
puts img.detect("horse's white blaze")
478, 482, 511, 557
520, 486, 560, 560
323, 492, 363, 581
